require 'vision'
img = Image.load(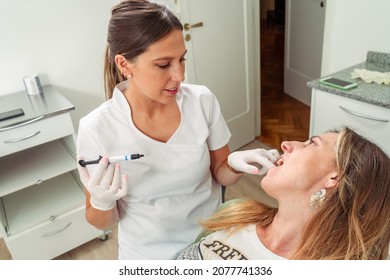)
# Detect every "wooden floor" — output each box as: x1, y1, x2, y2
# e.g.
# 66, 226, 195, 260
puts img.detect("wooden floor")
257, 20, 310, 150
